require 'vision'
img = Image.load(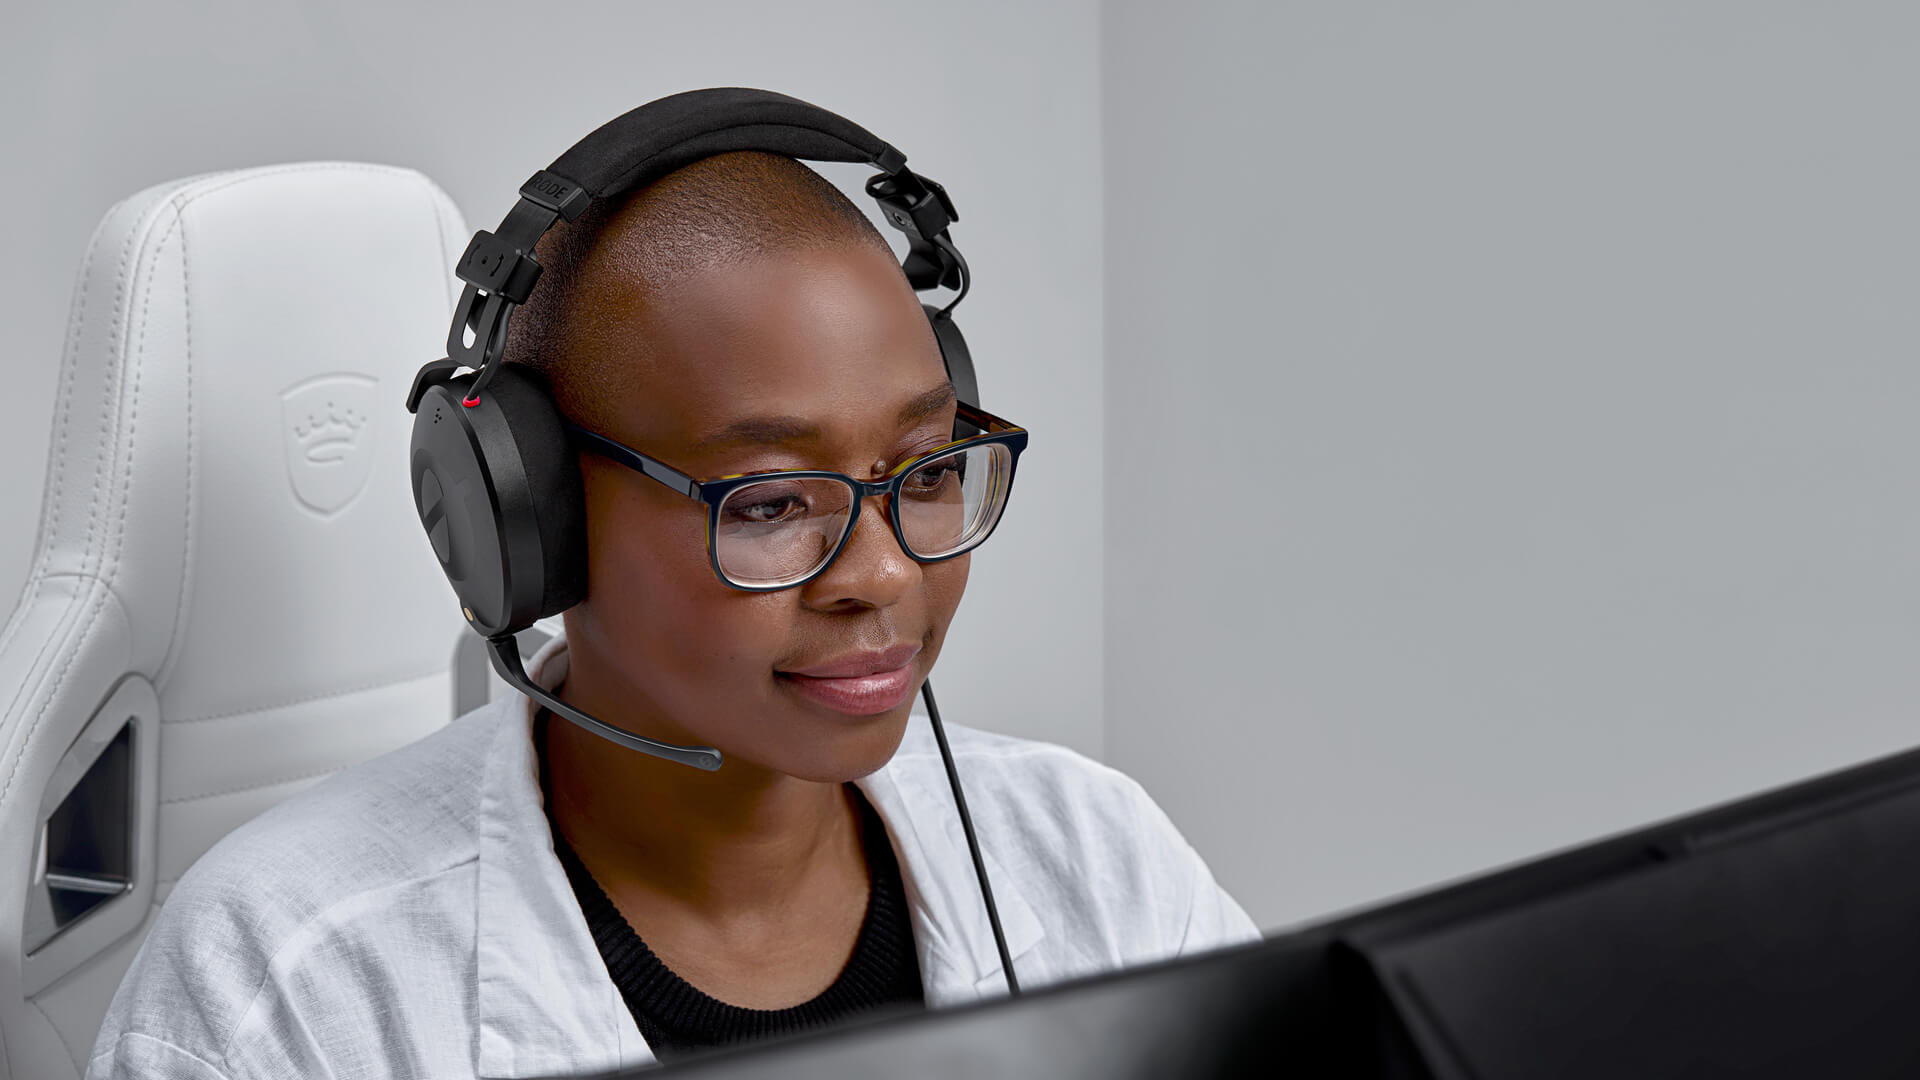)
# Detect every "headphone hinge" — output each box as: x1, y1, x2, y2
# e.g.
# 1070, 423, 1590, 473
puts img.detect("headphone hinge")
454, 199, 560, 305
868, 171, 965, 293
455, 230, 543, 305
405, 357, 464, 414
868, 169, 959, 240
